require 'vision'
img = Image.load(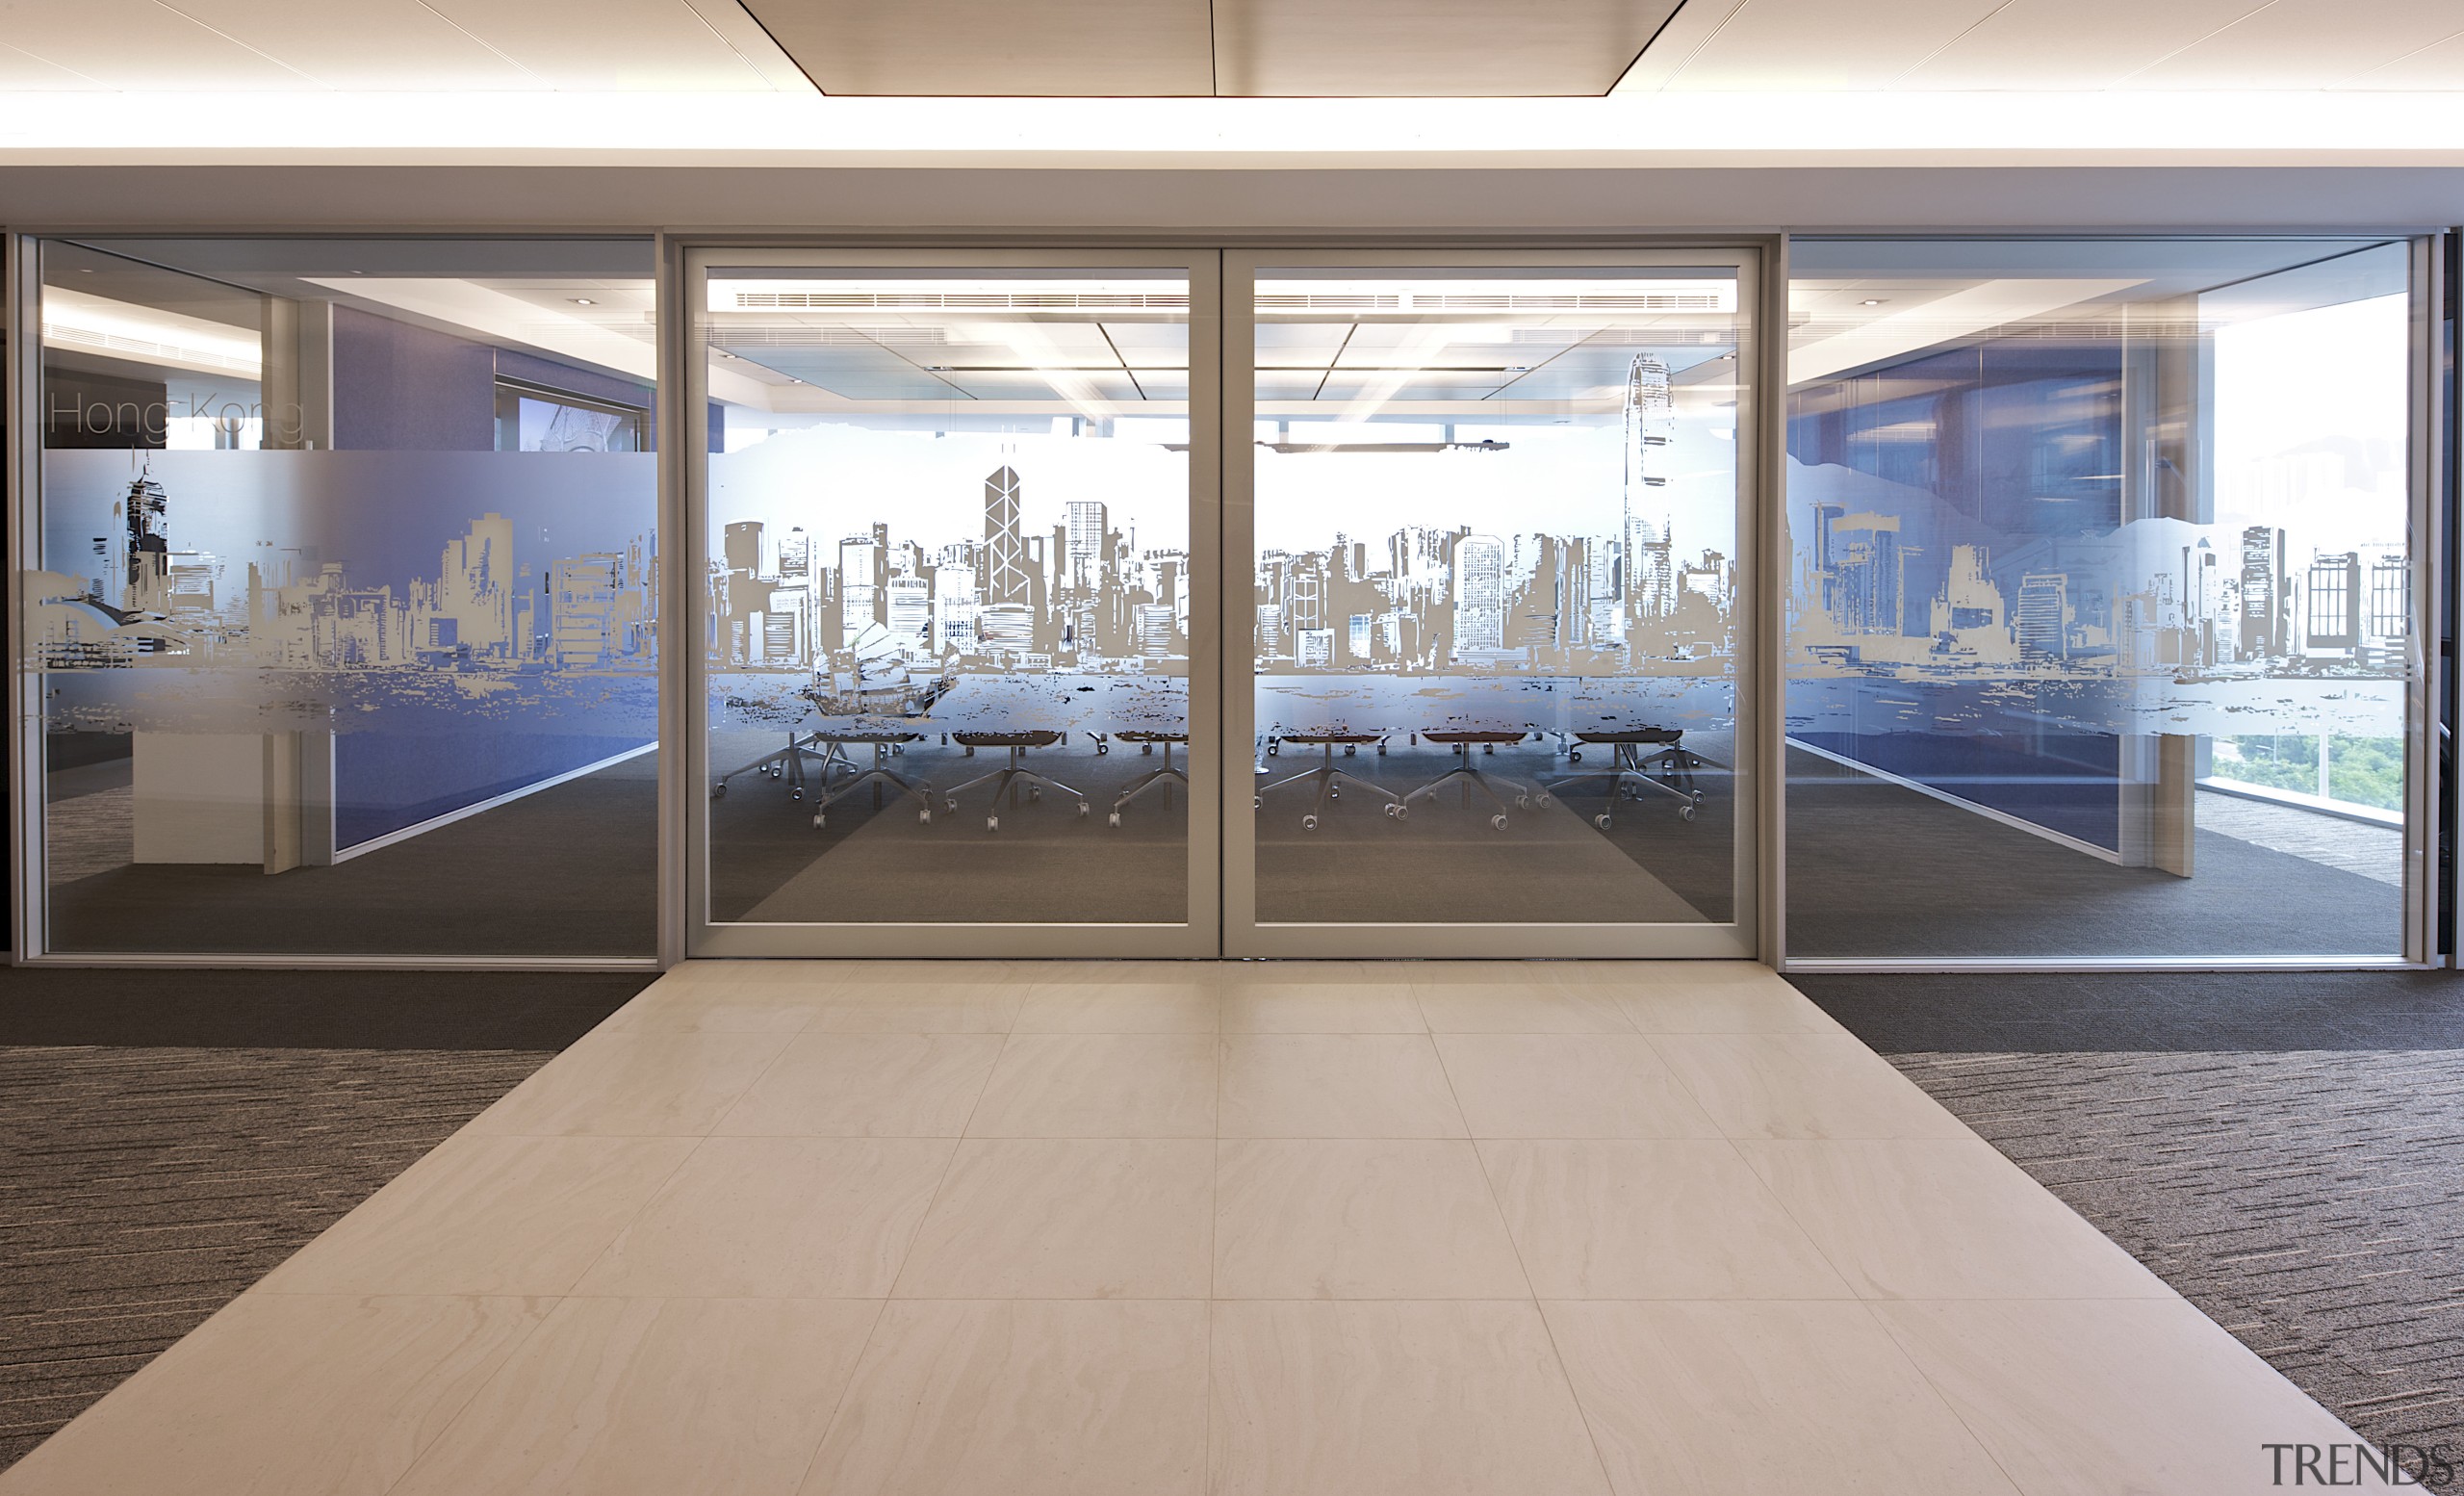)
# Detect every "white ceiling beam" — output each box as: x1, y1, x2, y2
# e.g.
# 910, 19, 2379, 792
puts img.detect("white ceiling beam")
2, 90, 2461, 166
